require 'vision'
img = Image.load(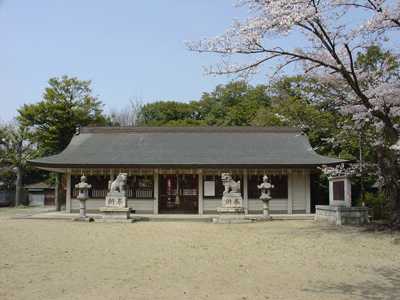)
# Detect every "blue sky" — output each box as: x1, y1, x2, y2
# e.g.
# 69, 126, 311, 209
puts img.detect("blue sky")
1, 0, 267, 121
1, 1, 395, 122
